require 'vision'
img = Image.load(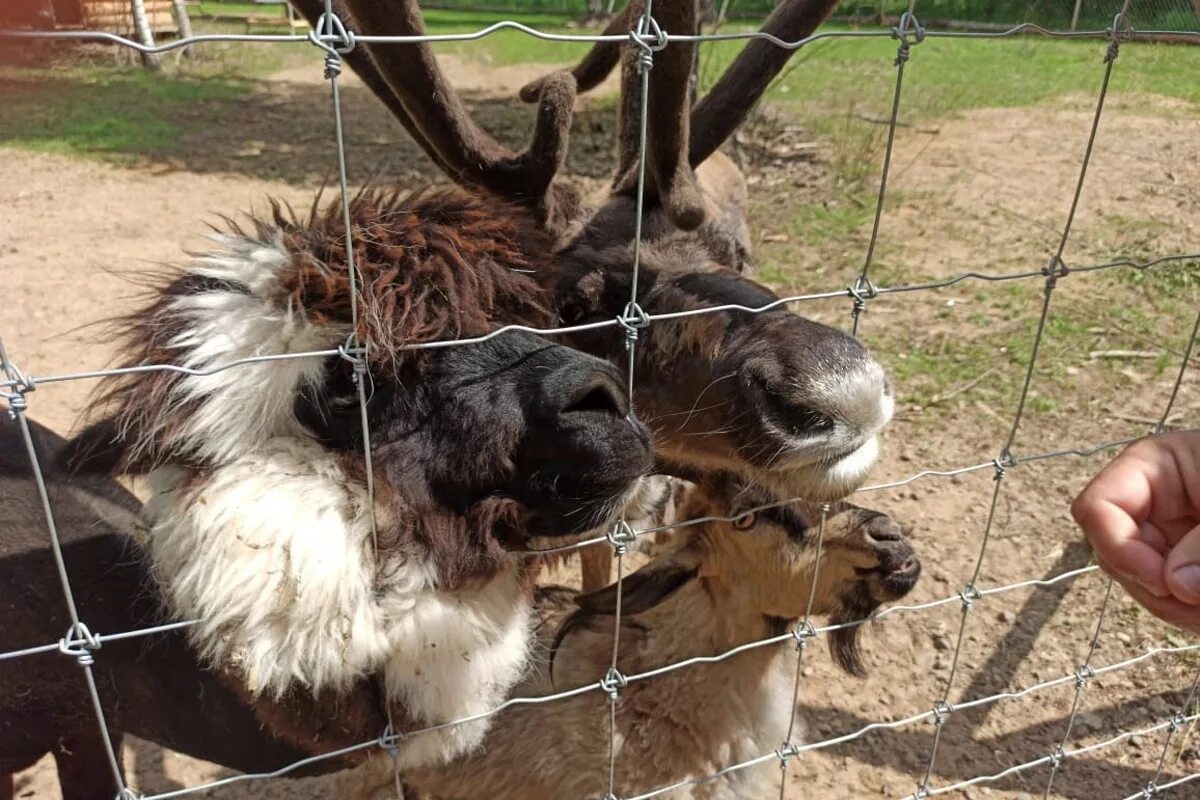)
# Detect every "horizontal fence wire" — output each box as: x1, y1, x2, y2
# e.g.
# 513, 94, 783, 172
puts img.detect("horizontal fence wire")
0, 433, 1147, 666
1, 252, 1196, 393
1, 7, 1198, 800
3, 19, 1200, 53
